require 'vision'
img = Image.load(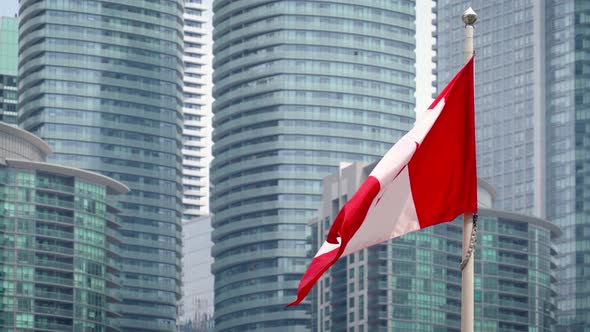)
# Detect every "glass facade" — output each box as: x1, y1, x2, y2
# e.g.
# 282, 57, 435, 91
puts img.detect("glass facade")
17, 1, 185, 330
546, 0, 590, 329
210, 1, 416, 331
435, 0, 539, 215
435, 0, 590, 329
0, 17, 18, 124
0, 168, 125, 332
312, 163, 559, 332
0, 121, 129, 332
